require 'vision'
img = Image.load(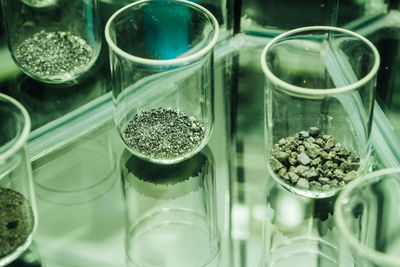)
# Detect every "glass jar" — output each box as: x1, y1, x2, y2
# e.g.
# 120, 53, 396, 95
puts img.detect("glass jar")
0, 93, 37, 266
334, 167, 400, 267
1, 0, 102, 85
261, 26, 380, 198
105, 0, 219, 164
